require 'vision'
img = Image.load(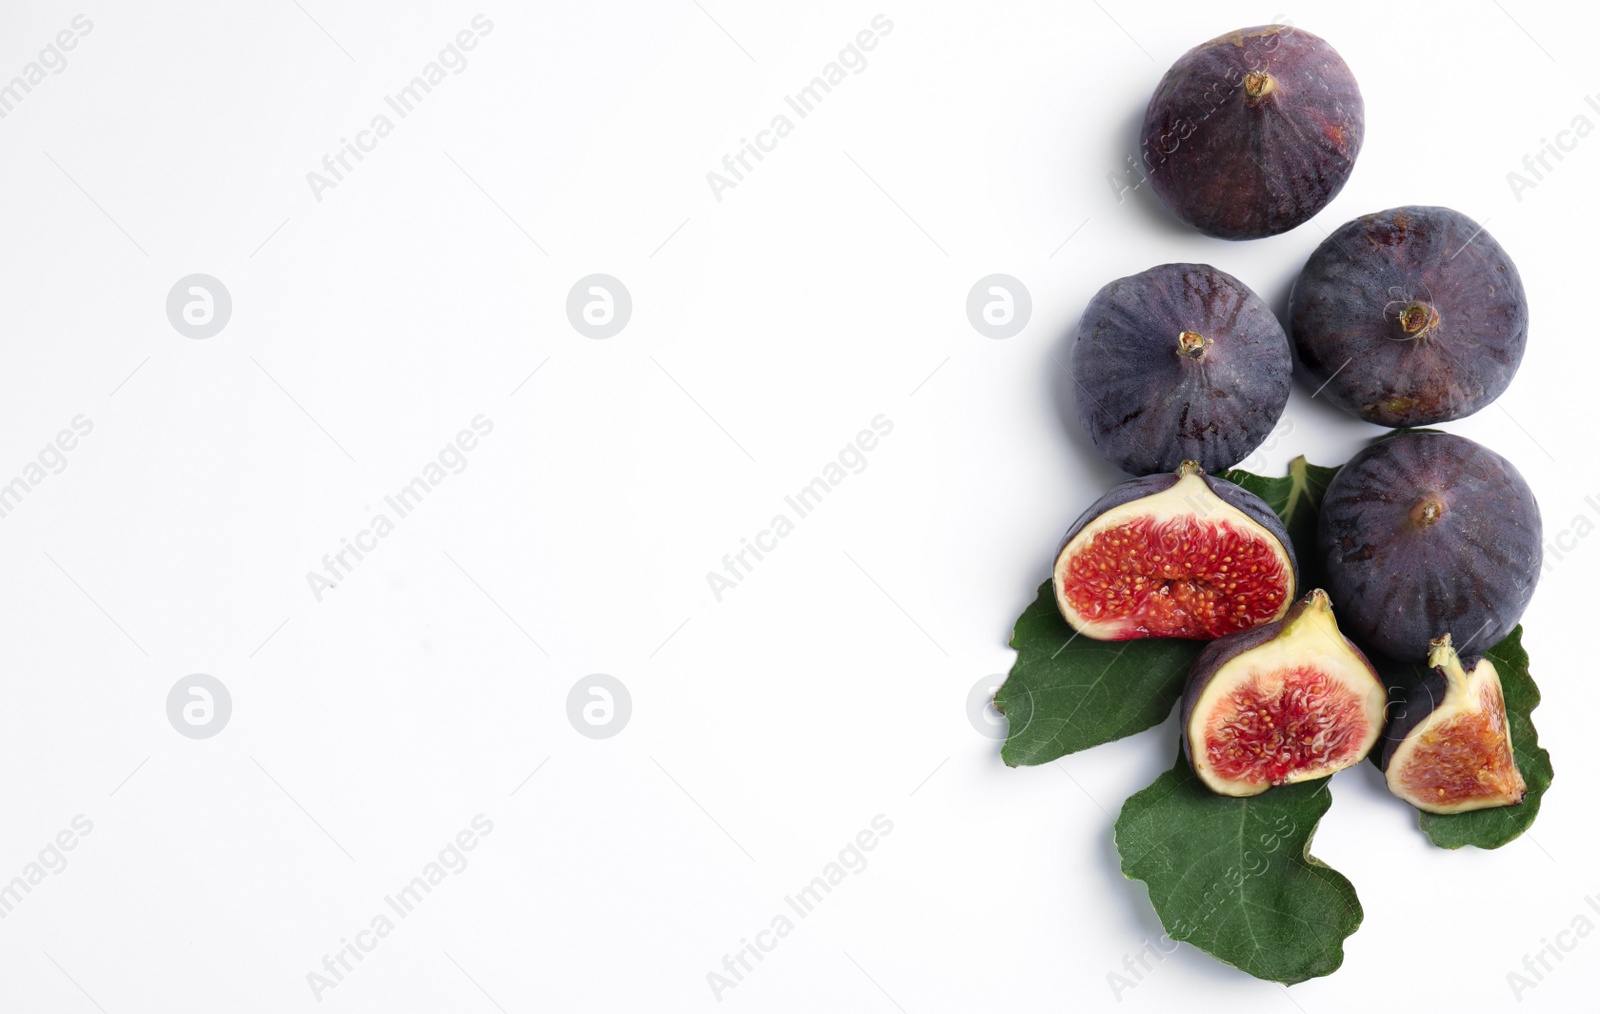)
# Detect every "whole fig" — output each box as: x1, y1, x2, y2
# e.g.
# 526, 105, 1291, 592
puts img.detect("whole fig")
1140, 25, 1364, 239
1317, 431, 1541, 660
1289, 206, 1528, 427
1073, 263, 1291, 475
